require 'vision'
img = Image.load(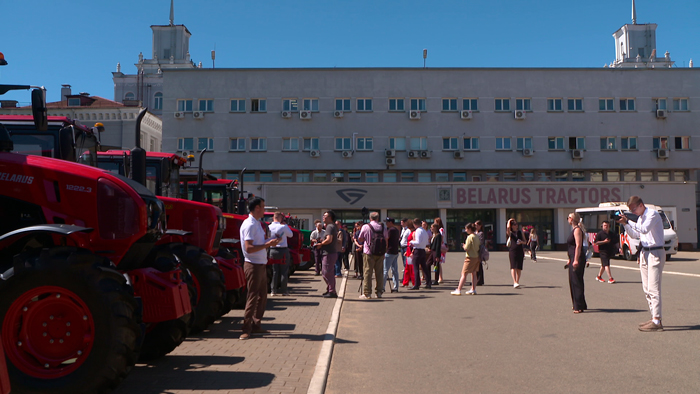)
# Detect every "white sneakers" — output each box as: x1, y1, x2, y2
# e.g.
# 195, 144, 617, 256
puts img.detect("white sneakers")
465, 289, 476, 295
359, 294, 371, 300
513, 283, 521, 288
450, 289, 461, 296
